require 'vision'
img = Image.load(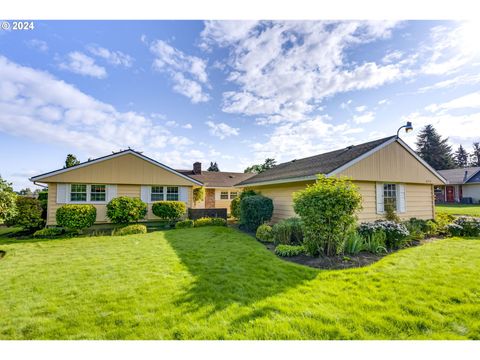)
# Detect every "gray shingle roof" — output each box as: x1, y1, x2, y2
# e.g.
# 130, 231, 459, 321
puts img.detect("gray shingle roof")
176, 170, 255, 187
437, 167, 480, 184
237, 135, 397, 186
